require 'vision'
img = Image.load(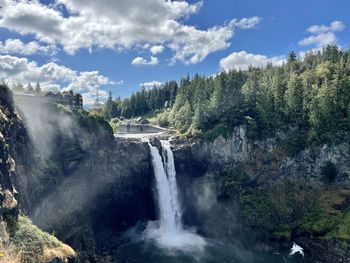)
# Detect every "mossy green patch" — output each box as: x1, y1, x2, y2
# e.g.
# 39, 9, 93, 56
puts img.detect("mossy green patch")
298, 187, 350, 244
197, 123, 232, 141
325, 210, 350, 242
220, 167, 249, 198
273, 229, 292, 239
10, 215, 76, 262
299, 209, 336, 235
